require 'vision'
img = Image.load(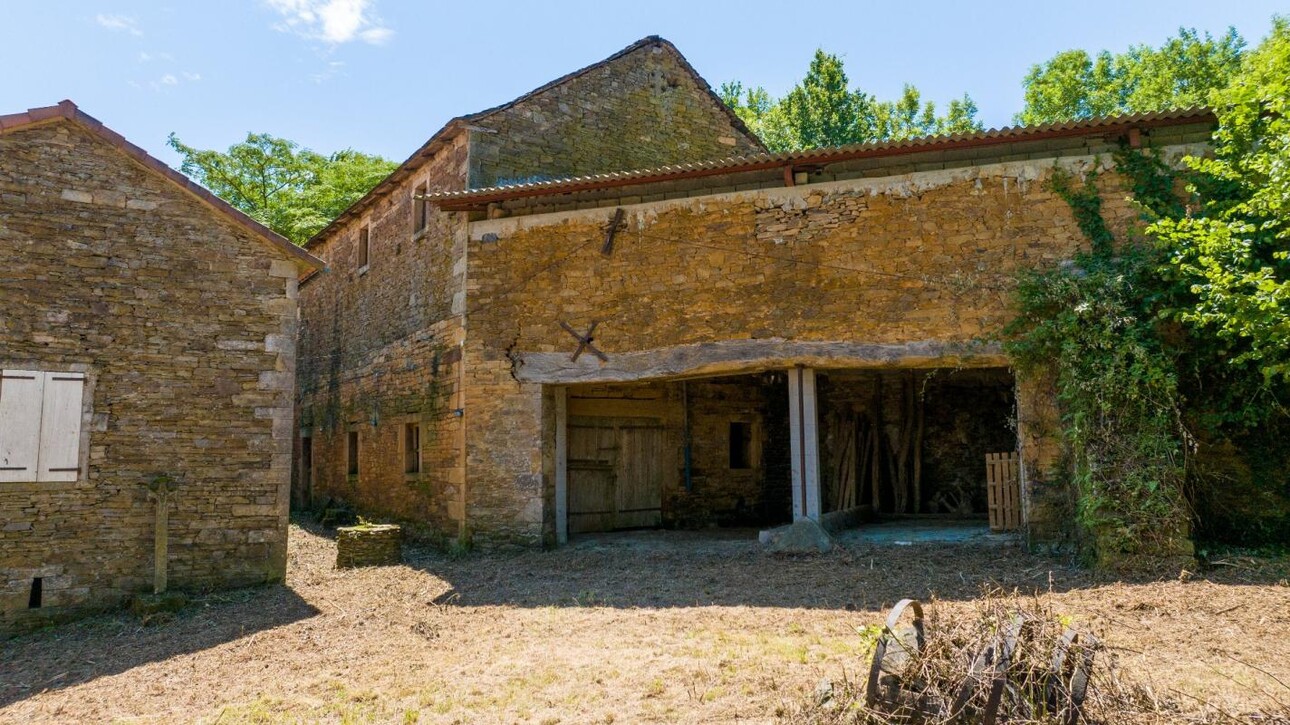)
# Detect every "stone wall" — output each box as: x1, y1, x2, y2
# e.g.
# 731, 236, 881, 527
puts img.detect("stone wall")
298, 39, 765, 547
295, 135, 469, 536
0, 120, 302, 632
468, 38, 761, 189
460, 150, 1199, 545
